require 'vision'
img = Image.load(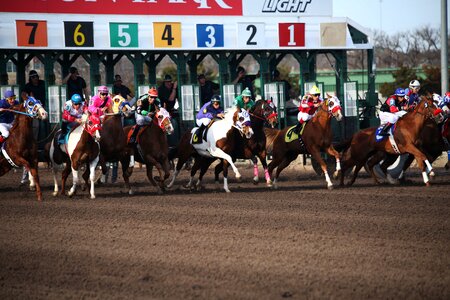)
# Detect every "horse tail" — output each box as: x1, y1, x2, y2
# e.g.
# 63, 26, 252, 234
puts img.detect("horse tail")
333, 137, 353, 153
